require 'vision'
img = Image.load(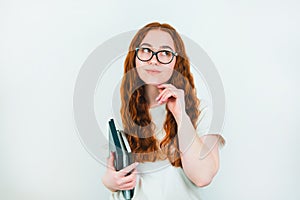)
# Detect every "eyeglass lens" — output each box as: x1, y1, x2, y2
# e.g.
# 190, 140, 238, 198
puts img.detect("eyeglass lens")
136, 47, 175, 64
